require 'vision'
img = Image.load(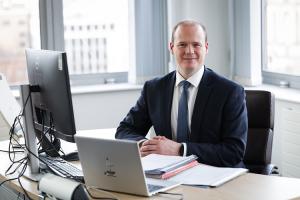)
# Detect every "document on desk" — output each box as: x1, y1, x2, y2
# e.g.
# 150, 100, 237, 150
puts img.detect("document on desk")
168, 164, 248, 187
